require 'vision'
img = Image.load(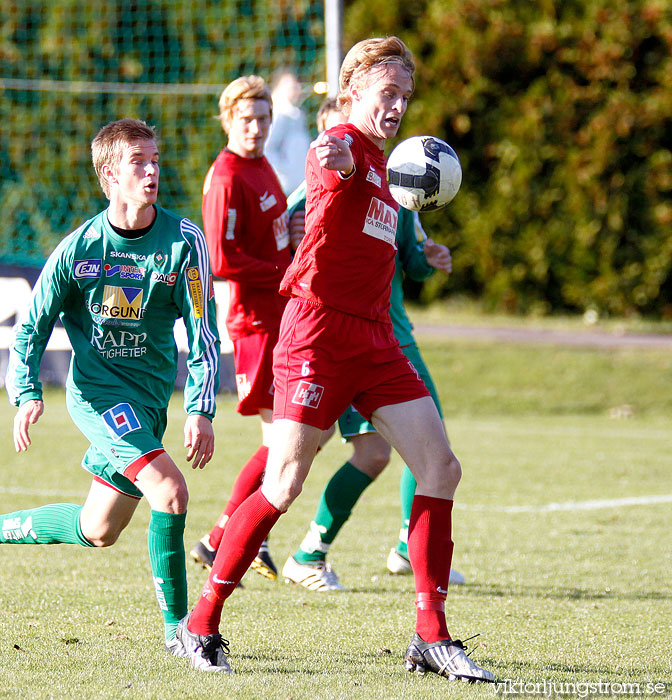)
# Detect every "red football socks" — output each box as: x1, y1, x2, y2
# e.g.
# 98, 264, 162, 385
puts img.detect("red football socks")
408, 494, 454, 642
188, 488, 283, 635
207, 445, 269, 550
